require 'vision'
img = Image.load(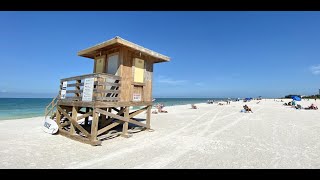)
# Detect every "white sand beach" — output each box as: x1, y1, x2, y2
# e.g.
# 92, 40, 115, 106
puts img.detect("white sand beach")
1, 99, 320, 169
